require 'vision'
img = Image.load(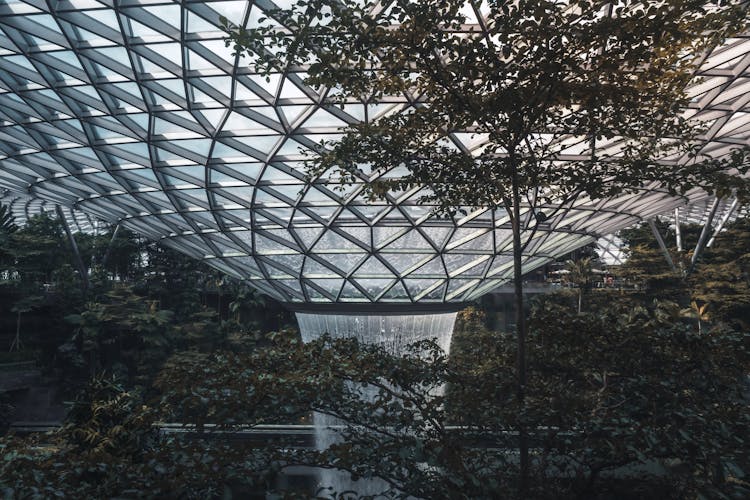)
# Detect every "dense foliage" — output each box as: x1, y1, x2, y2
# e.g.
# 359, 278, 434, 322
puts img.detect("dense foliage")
3, 294, 748, 499
2, 207, 749, 498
